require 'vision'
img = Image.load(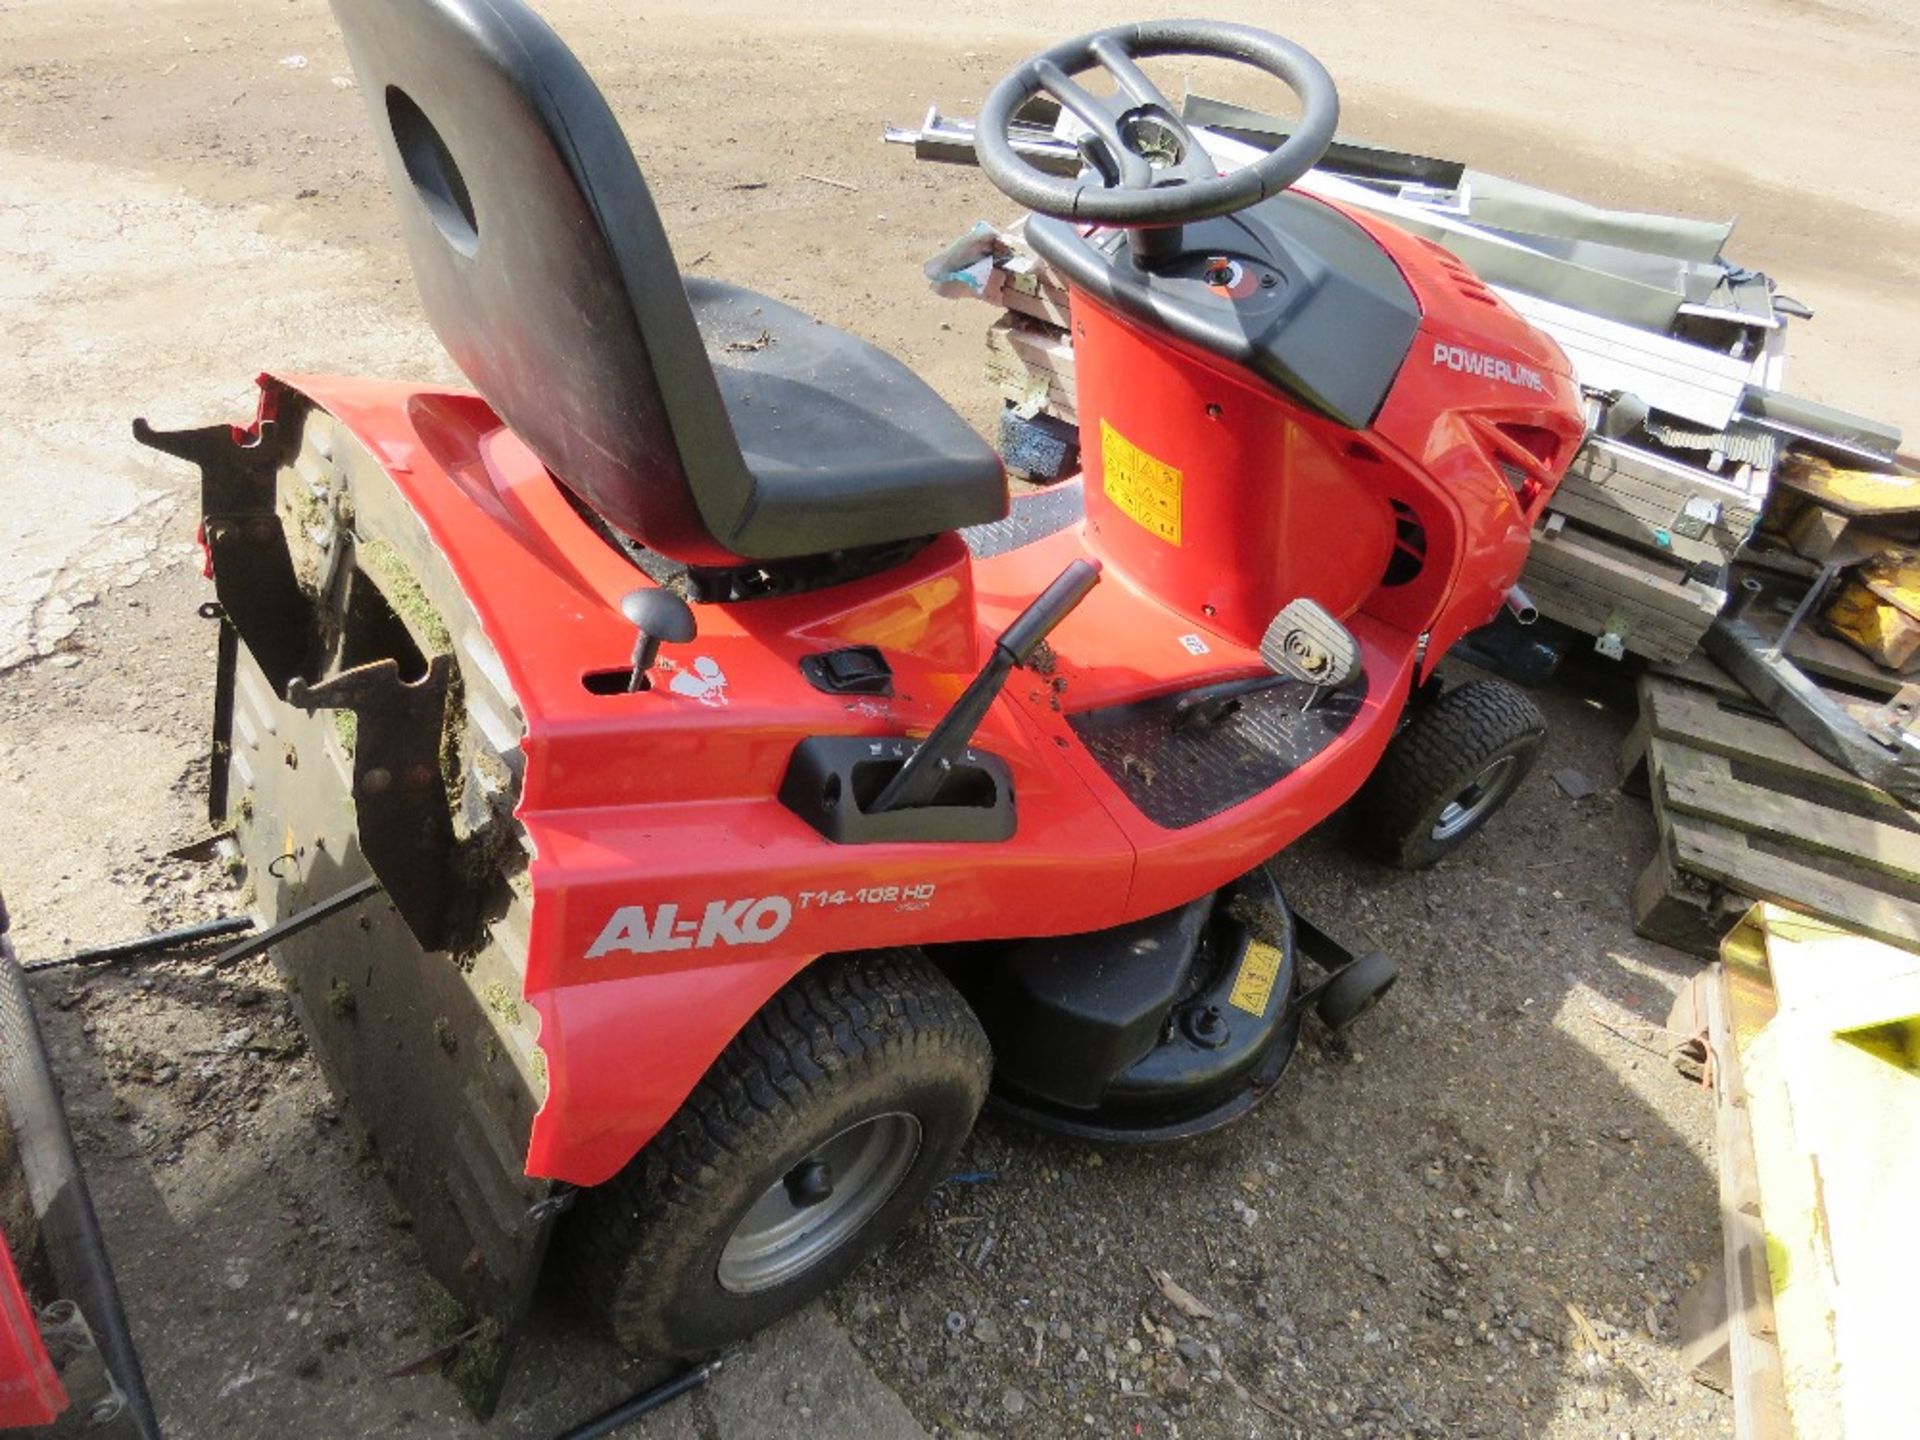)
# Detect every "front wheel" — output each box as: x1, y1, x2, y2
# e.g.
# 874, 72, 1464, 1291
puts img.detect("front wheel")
552, 948, 991, 1357
1351, 677, 1546, 869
